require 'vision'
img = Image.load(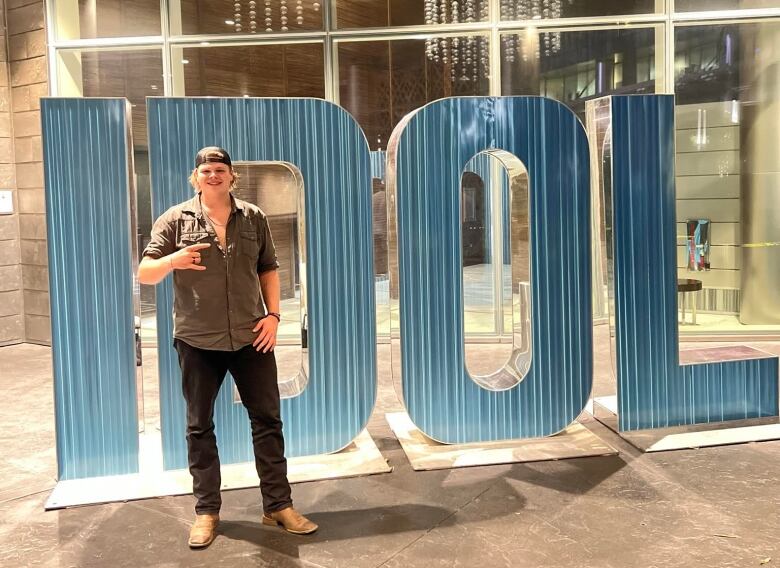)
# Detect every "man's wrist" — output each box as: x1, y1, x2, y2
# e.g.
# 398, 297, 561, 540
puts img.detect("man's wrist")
266, 311, 281, 322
